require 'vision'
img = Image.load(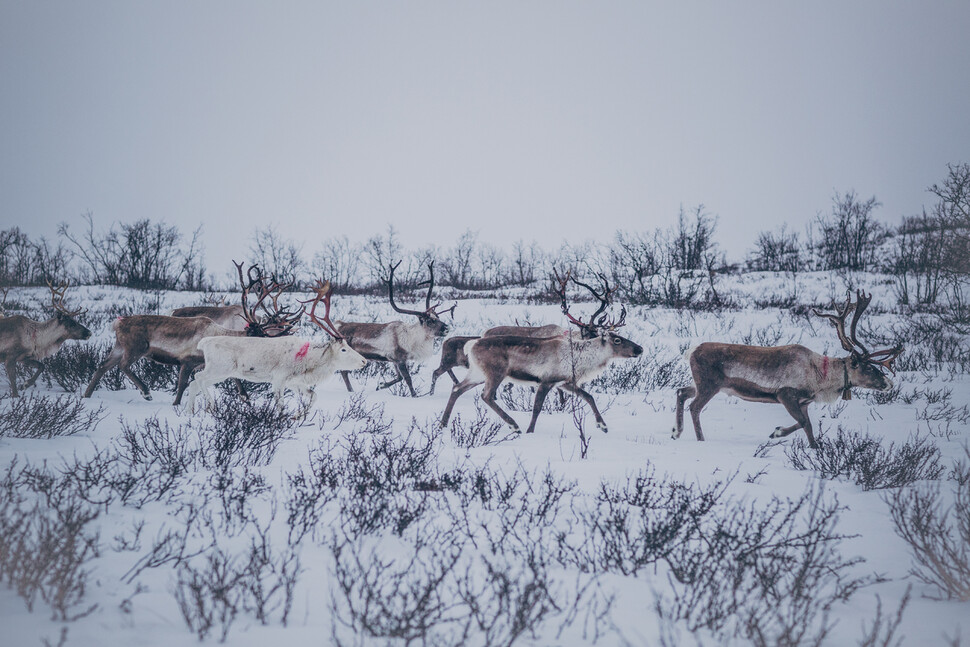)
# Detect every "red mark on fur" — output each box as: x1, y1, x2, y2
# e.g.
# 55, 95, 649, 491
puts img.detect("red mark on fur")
295, 342, 310, 360
822, 356, 829, 380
